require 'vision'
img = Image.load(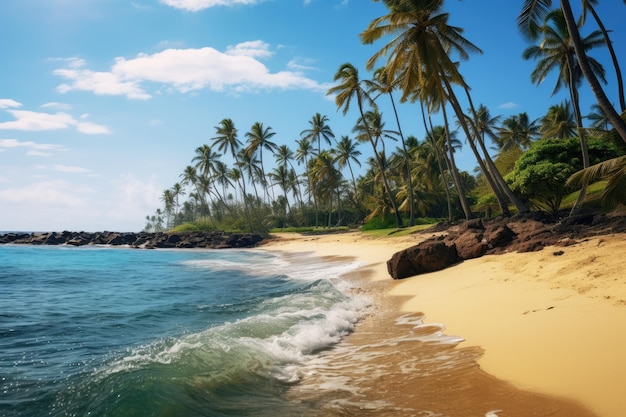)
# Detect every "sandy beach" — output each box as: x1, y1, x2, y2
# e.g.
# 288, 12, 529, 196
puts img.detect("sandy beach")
261, 229, 626, 417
